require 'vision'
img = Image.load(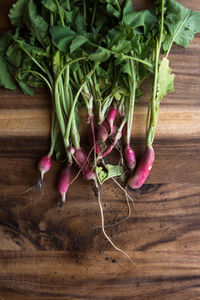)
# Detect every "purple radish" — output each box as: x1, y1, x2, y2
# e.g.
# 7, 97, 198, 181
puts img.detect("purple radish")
58, 164, 71, 203
38, 154, 52, 180
128, 146, 155, 189
124, 145, 136, 170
